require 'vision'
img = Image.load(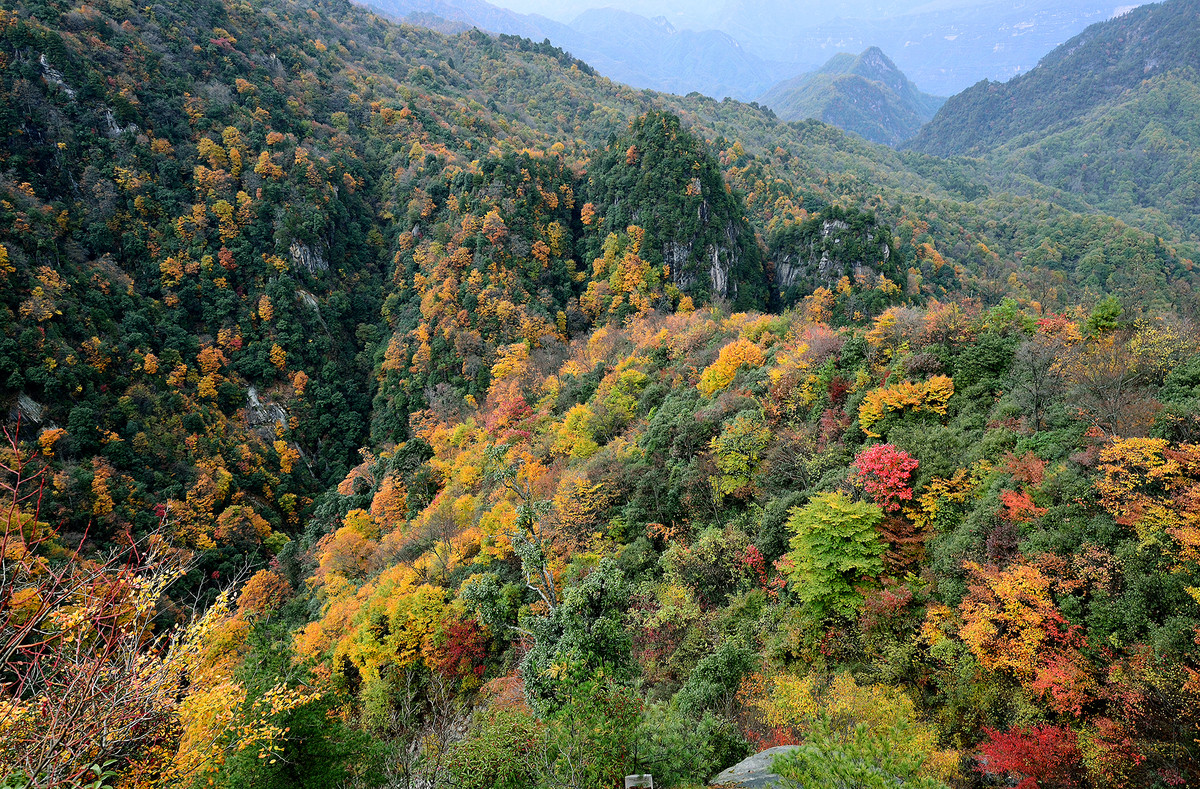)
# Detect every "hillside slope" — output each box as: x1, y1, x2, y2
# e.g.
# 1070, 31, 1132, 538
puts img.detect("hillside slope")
906, 0, 1200, 245
2, 0, 1194, 565
4, 0, 1200, 787
907, 0, 1200, 156
760, 48, 944, 145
